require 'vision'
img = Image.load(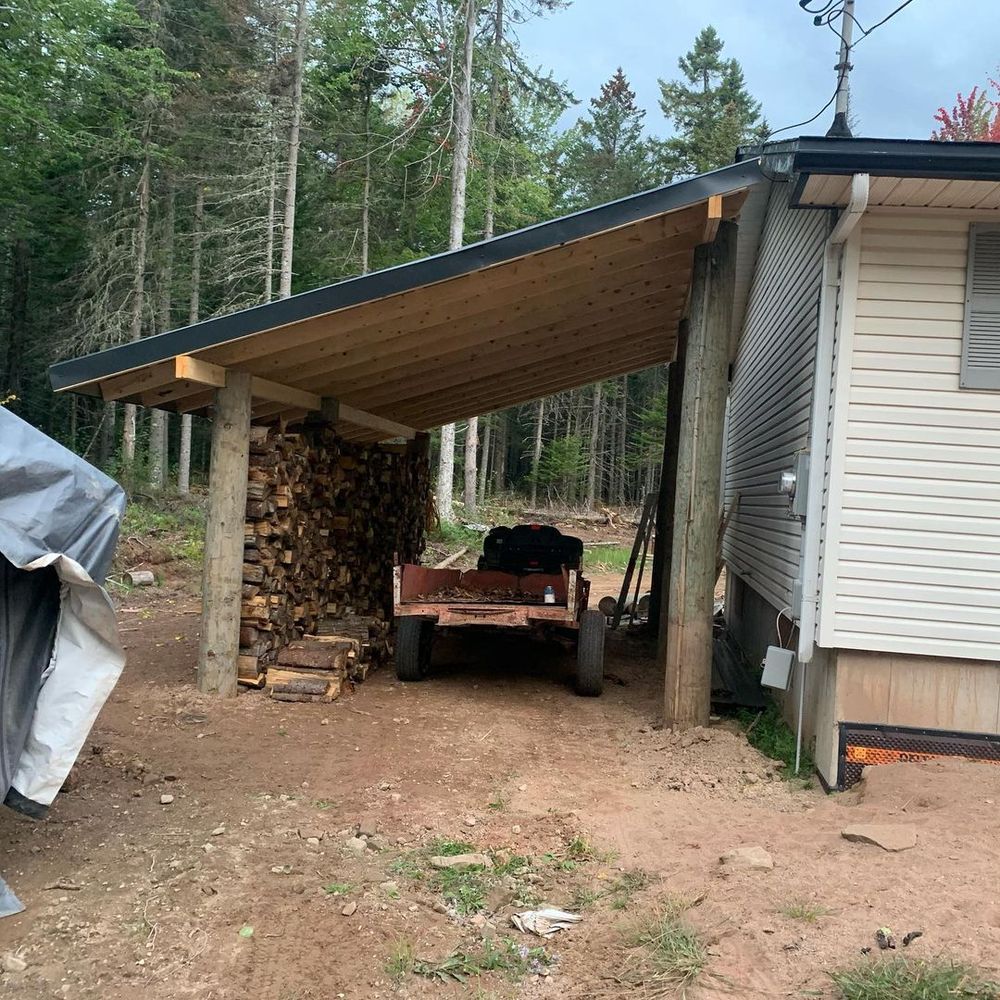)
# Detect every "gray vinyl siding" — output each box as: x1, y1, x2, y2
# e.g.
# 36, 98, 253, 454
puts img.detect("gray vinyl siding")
724, 183, 830, 611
